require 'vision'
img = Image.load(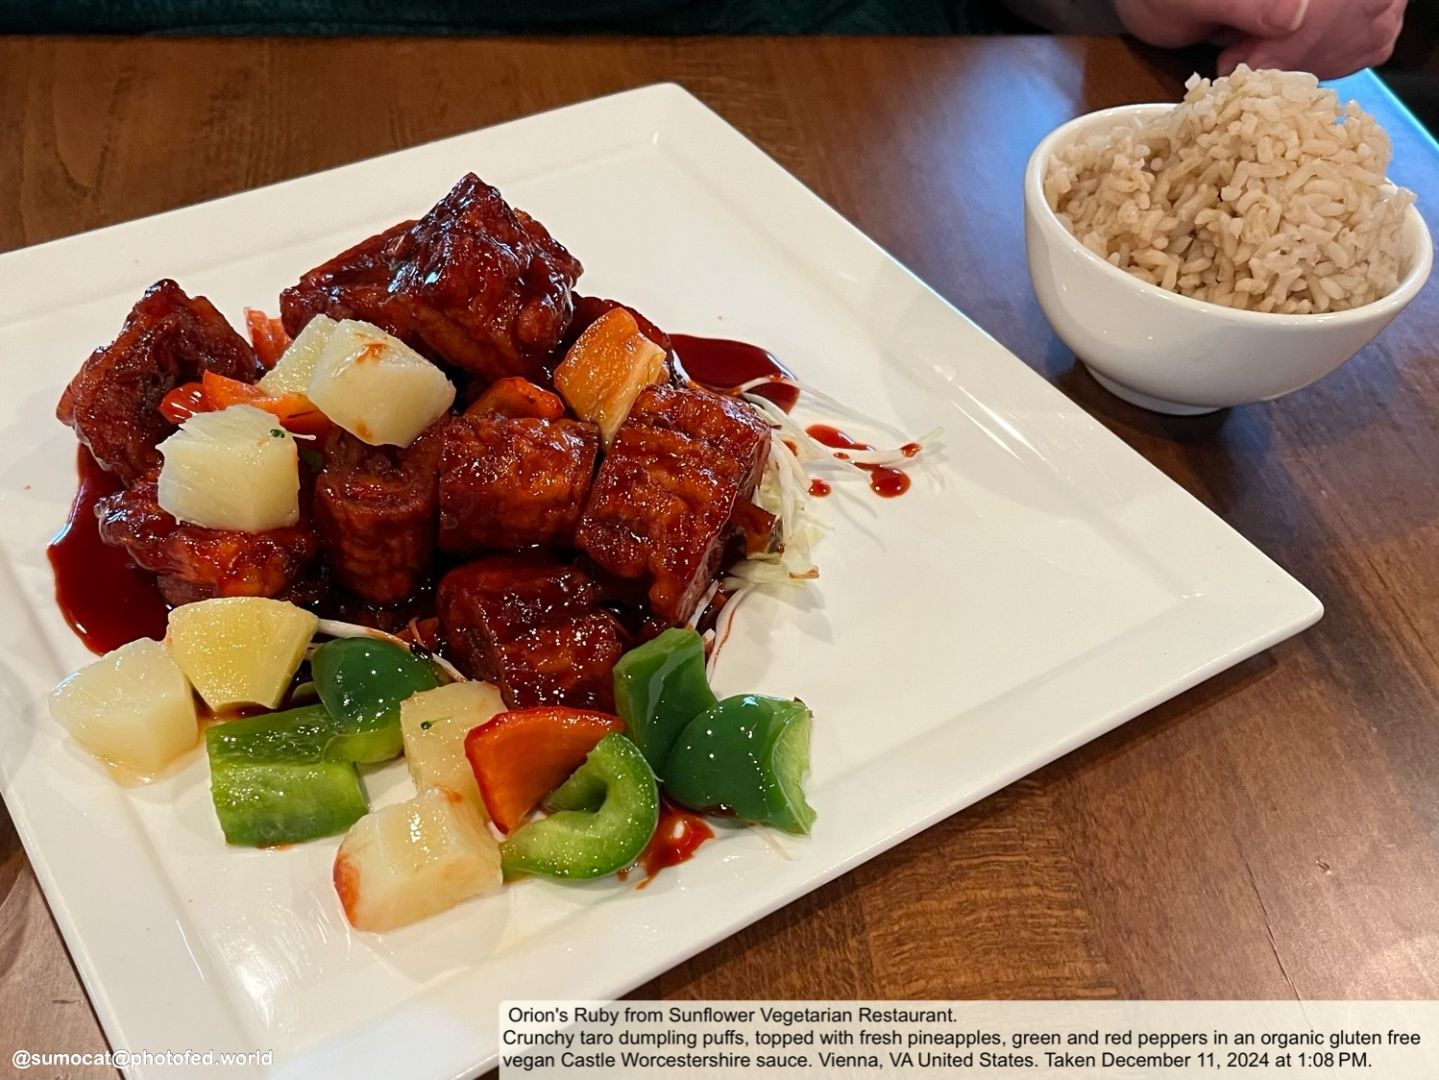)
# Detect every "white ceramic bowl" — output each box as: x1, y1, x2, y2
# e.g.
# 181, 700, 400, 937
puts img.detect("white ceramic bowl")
1024, 104, 1433, 415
